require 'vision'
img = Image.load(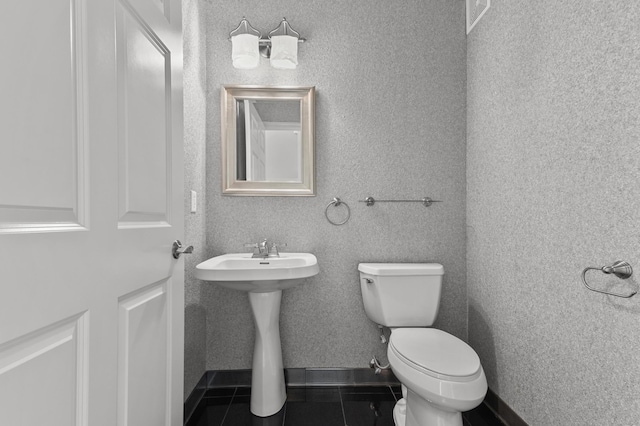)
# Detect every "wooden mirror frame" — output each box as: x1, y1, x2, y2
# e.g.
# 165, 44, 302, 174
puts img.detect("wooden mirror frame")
221, 85, 316, 196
